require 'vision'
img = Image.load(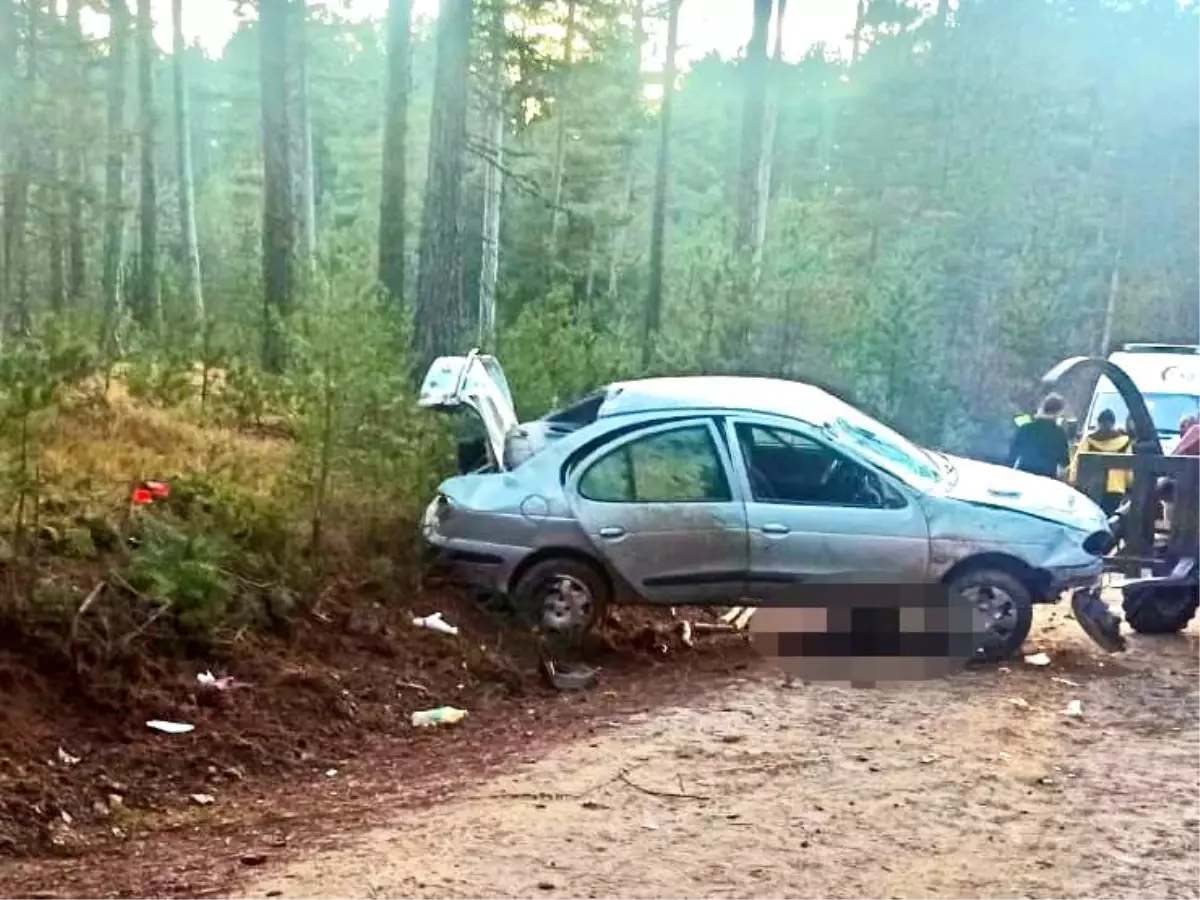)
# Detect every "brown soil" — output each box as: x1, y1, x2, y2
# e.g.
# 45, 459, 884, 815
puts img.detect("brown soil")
1, 604, 1196, 900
